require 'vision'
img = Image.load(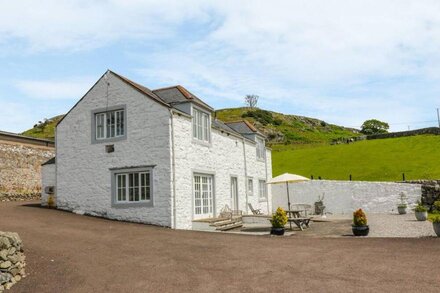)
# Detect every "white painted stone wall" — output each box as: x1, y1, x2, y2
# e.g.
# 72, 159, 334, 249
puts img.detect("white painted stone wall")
271, 180, 422, 215
172, 113, 272, 229
41, 163, 55, 206
56, 72, 173, 226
